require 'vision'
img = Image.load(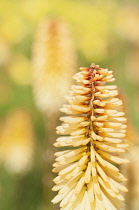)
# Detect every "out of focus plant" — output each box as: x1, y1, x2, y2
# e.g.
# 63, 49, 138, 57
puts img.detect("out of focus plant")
32, 18, 77, 209
119, 92, 139, 209
118, 93, 138, 145
121, 146, 139, 210
32, 18, 76, 112
0, 109, 34, 173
